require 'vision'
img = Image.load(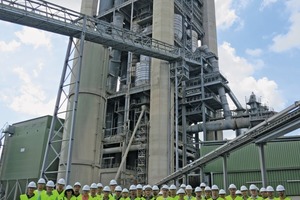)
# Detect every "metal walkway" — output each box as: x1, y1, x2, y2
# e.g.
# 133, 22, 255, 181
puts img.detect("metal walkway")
156, 101, 300, 185
0, 0, 184, 62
